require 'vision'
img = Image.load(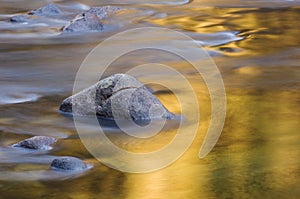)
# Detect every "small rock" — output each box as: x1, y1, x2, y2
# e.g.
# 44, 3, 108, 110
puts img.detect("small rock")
62, 13, 103, 32
85, 6, 121, 20
13, 136, 56, 150
28, 3, 62, 17
10, 14, 29, 23
9, 4, 62, 23
59, 74, 175, 122
51, 157, 87, 171
62, 6, 120, 33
